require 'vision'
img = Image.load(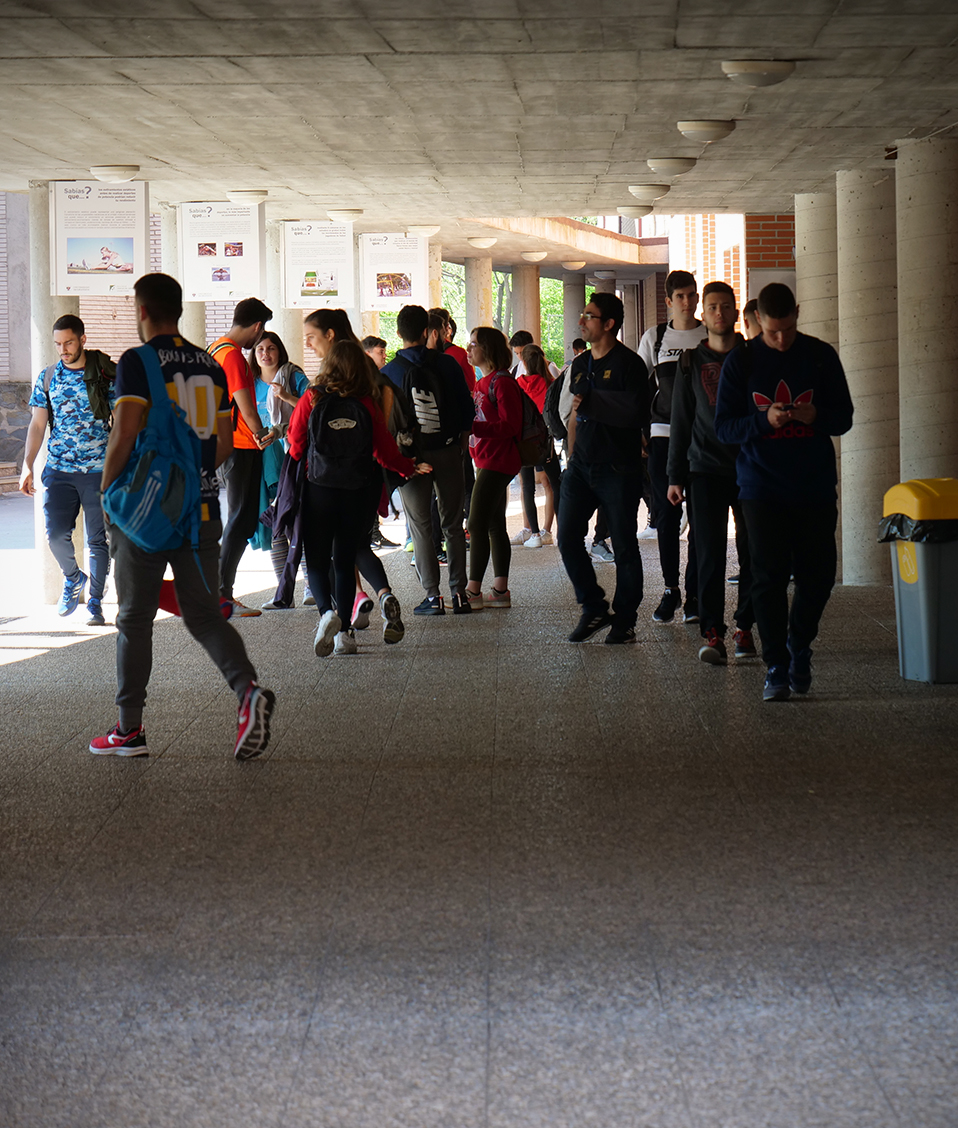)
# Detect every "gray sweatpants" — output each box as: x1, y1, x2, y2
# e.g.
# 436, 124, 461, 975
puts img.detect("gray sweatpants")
111, 521, 257, 730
